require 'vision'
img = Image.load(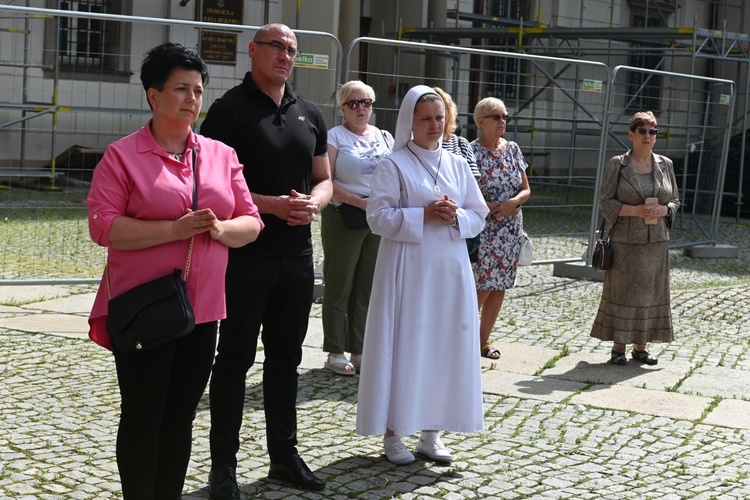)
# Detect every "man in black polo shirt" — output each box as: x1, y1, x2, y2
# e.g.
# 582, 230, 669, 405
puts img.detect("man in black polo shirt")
200, 23, 331, 498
